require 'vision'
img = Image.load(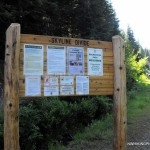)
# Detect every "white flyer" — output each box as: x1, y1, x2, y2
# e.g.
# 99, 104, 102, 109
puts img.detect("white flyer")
25, 75, 41, 96
44, 76, 59, 96
60, 85, 74, 95
24, 44, 43, 75
76, 76, 89, 95
88, 48, 103, 76
60, 76, 74, 85
67, 46, 84, 75
44, 76, 58, 86
47, 45, 66, 75
44, 86, 59, 96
